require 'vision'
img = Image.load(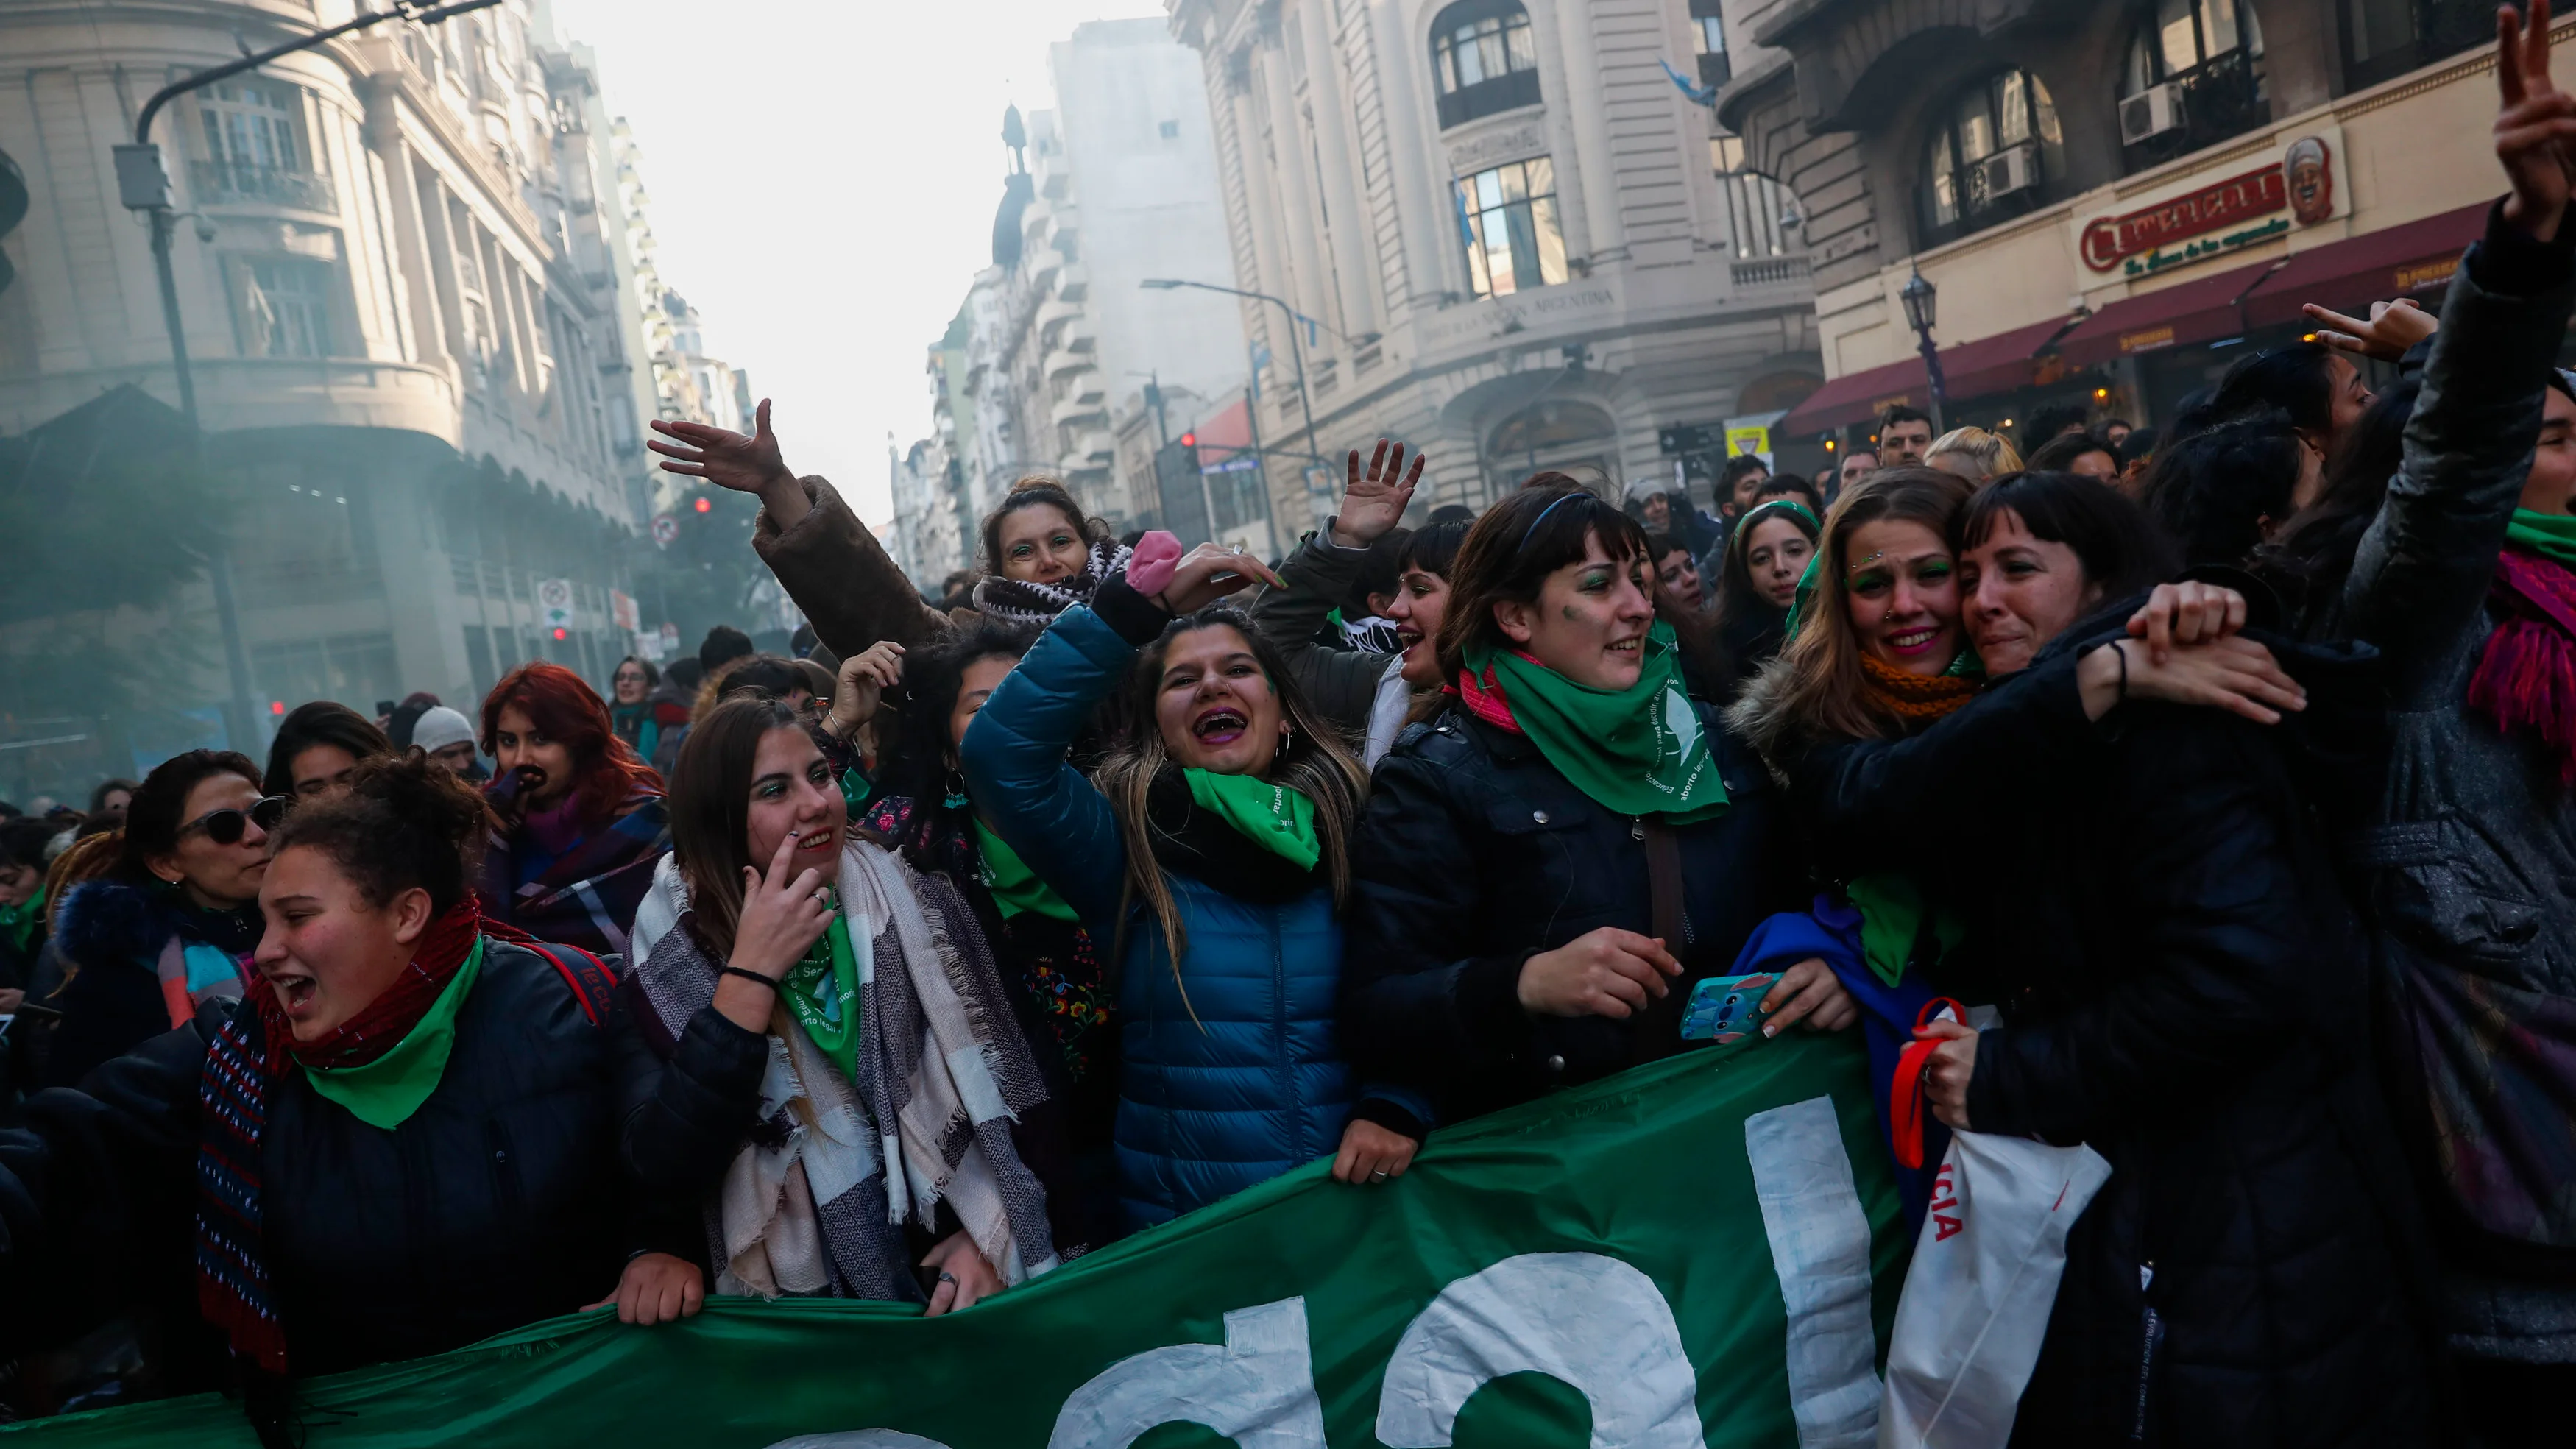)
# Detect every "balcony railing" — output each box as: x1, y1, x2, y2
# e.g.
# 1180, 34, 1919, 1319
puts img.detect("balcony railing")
2120, 48, 2266, 177
191, 160, 338, 213
1731, 255, 1811, 288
